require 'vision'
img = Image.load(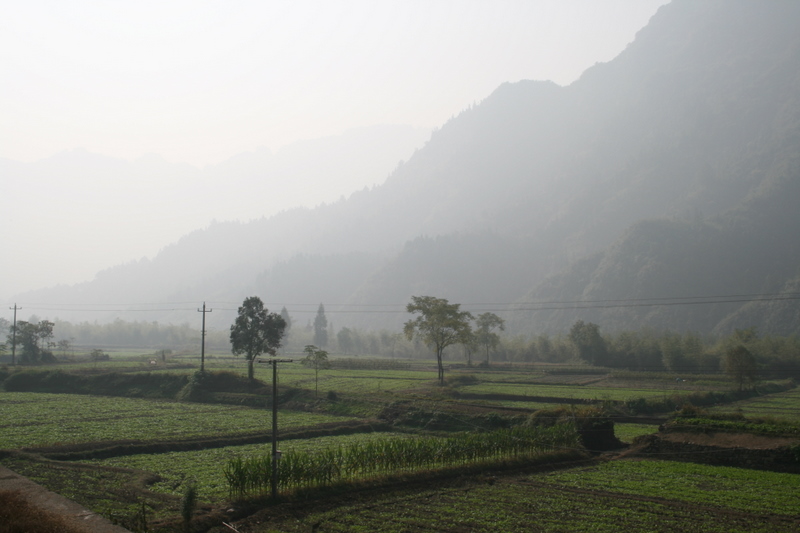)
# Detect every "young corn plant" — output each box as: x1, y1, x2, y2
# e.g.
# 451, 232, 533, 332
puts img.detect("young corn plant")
225, 423, 581, 498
